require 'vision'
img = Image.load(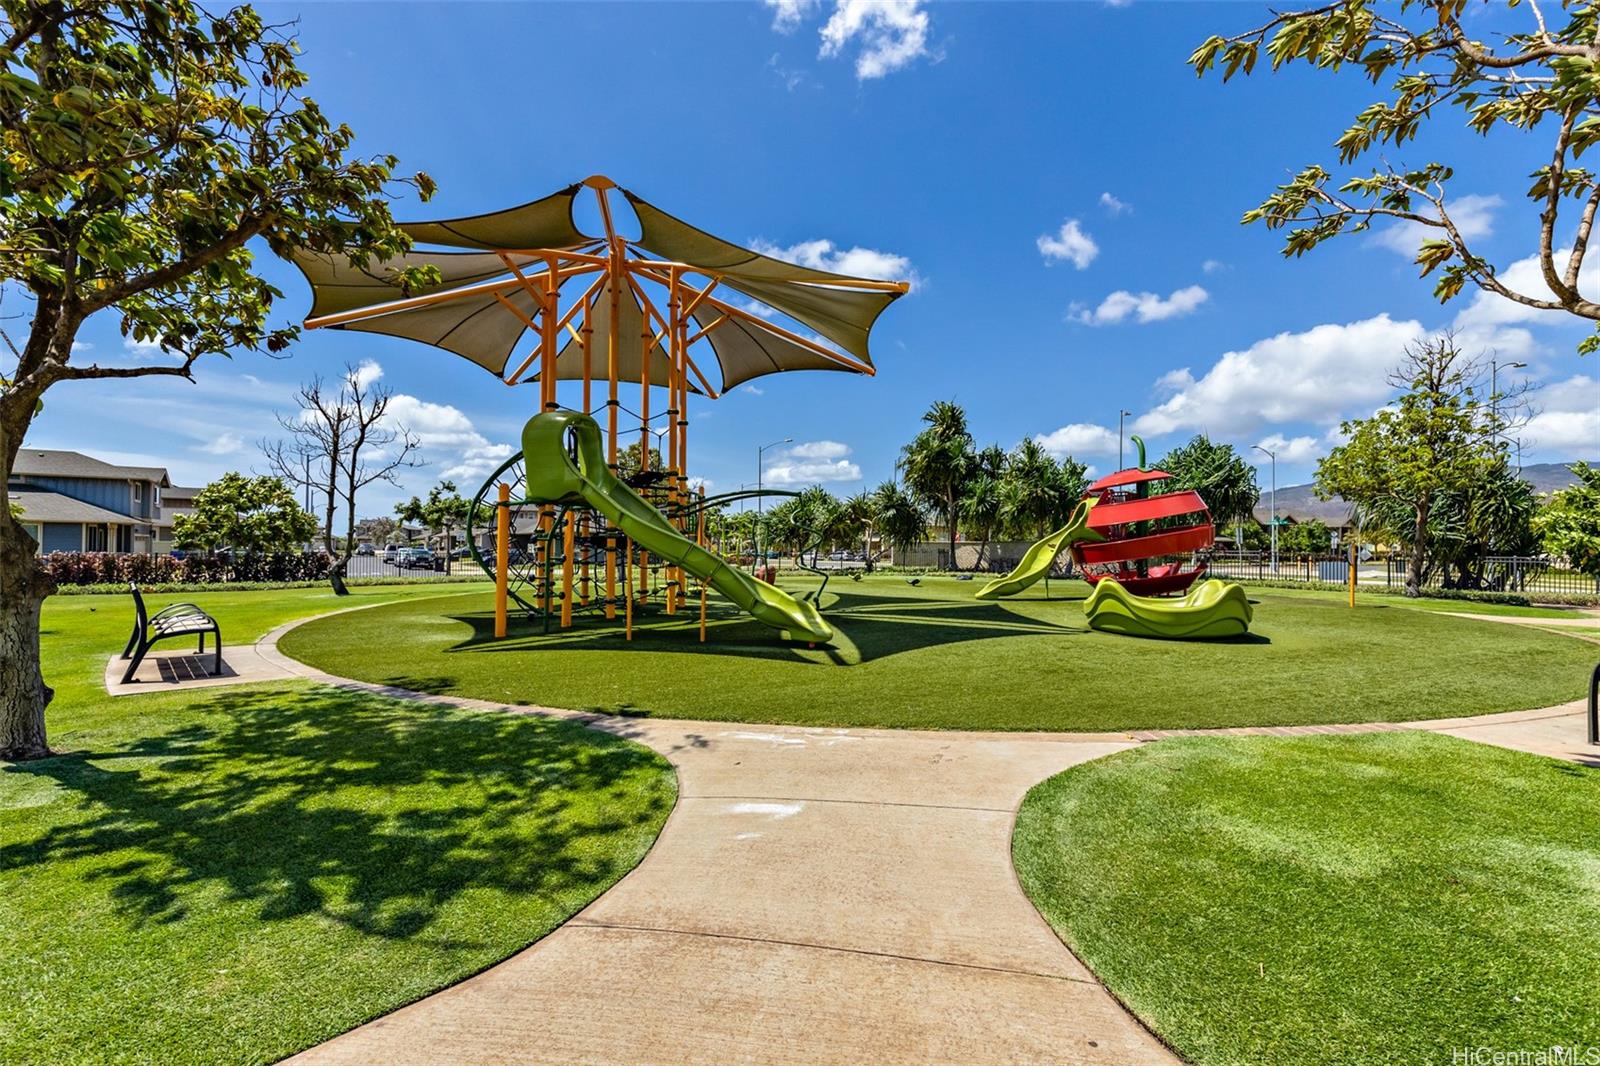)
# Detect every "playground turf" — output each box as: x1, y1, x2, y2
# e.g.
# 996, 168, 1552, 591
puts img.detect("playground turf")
279, 574, 1597, 731
1, 584, 674, 1066
1013, 732, 1600, 1064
